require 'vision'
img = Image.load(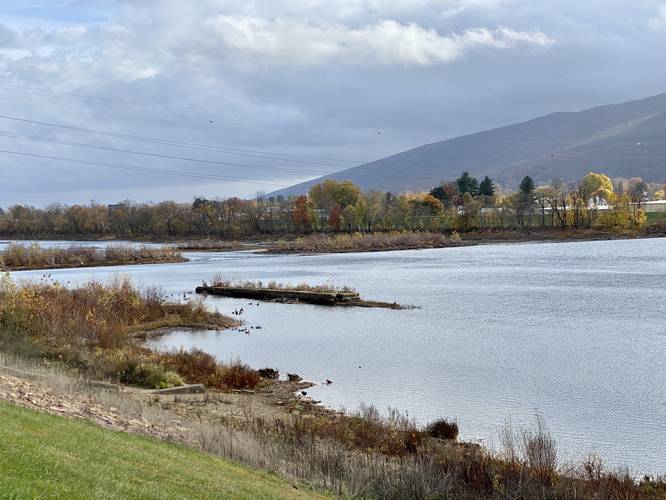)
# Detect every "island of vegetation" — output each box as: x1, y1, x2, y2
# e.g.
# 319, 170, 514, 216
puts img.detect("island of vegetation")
0, 243, 186, 271
197, 277, 403, 308
1, 273, 665, 498
265, 230, 465, 254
